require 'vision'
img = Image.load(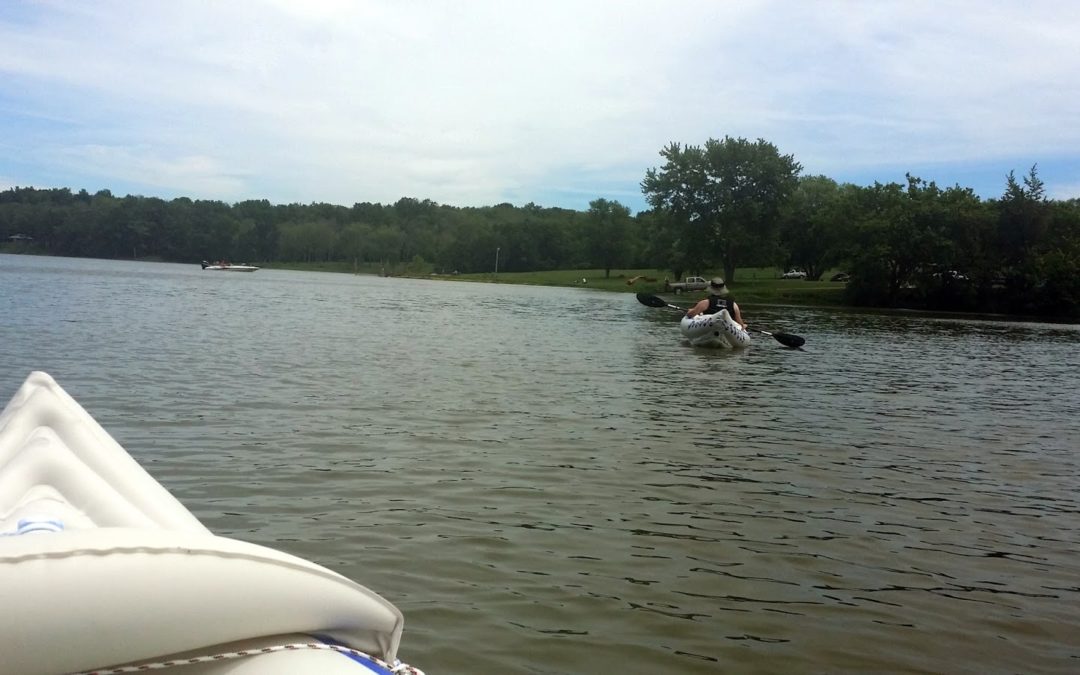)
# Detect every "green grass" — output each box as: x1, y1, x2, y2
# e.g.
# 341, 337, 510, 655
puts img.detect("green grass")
439, 267, 850, 307
0, 253, 843, 307
728, 273, 848, 306
261, 260, 386, 274
261, 262, 848, 307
